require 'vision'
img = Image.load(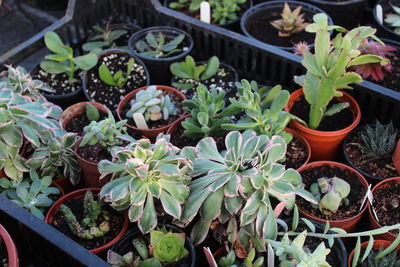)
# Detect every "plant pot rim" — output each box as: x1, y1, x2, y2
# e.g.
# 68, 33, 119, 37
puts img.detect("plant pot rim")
81, 48, 151, 103
240, 0, 333, 51
307, 0, 365, 6
117, 85, 187, 133
373, 0, 400, 38
44, 188, 129, 254
128, 26, 194, 62
285, 89, 361, 136
347, 239, 394, 267
297, 160, 369, 224
73, 137, 99, 168
0, 224, 18, 267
